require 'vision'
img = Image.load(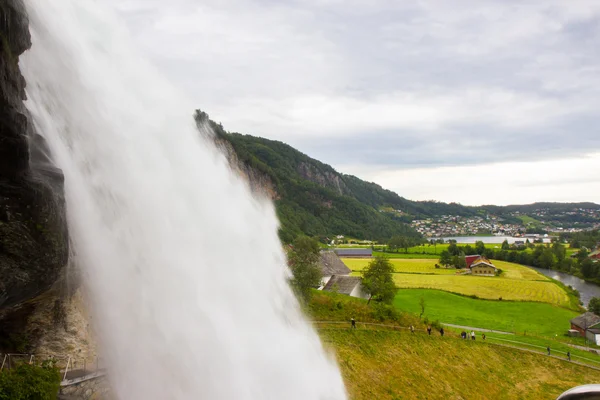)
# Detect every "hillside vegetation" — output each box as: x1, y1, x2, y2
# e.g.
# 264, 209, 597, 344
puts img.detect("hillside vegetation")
196, 110, 599, 242
320, 329, 600, 400
307, 292, 600, 400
